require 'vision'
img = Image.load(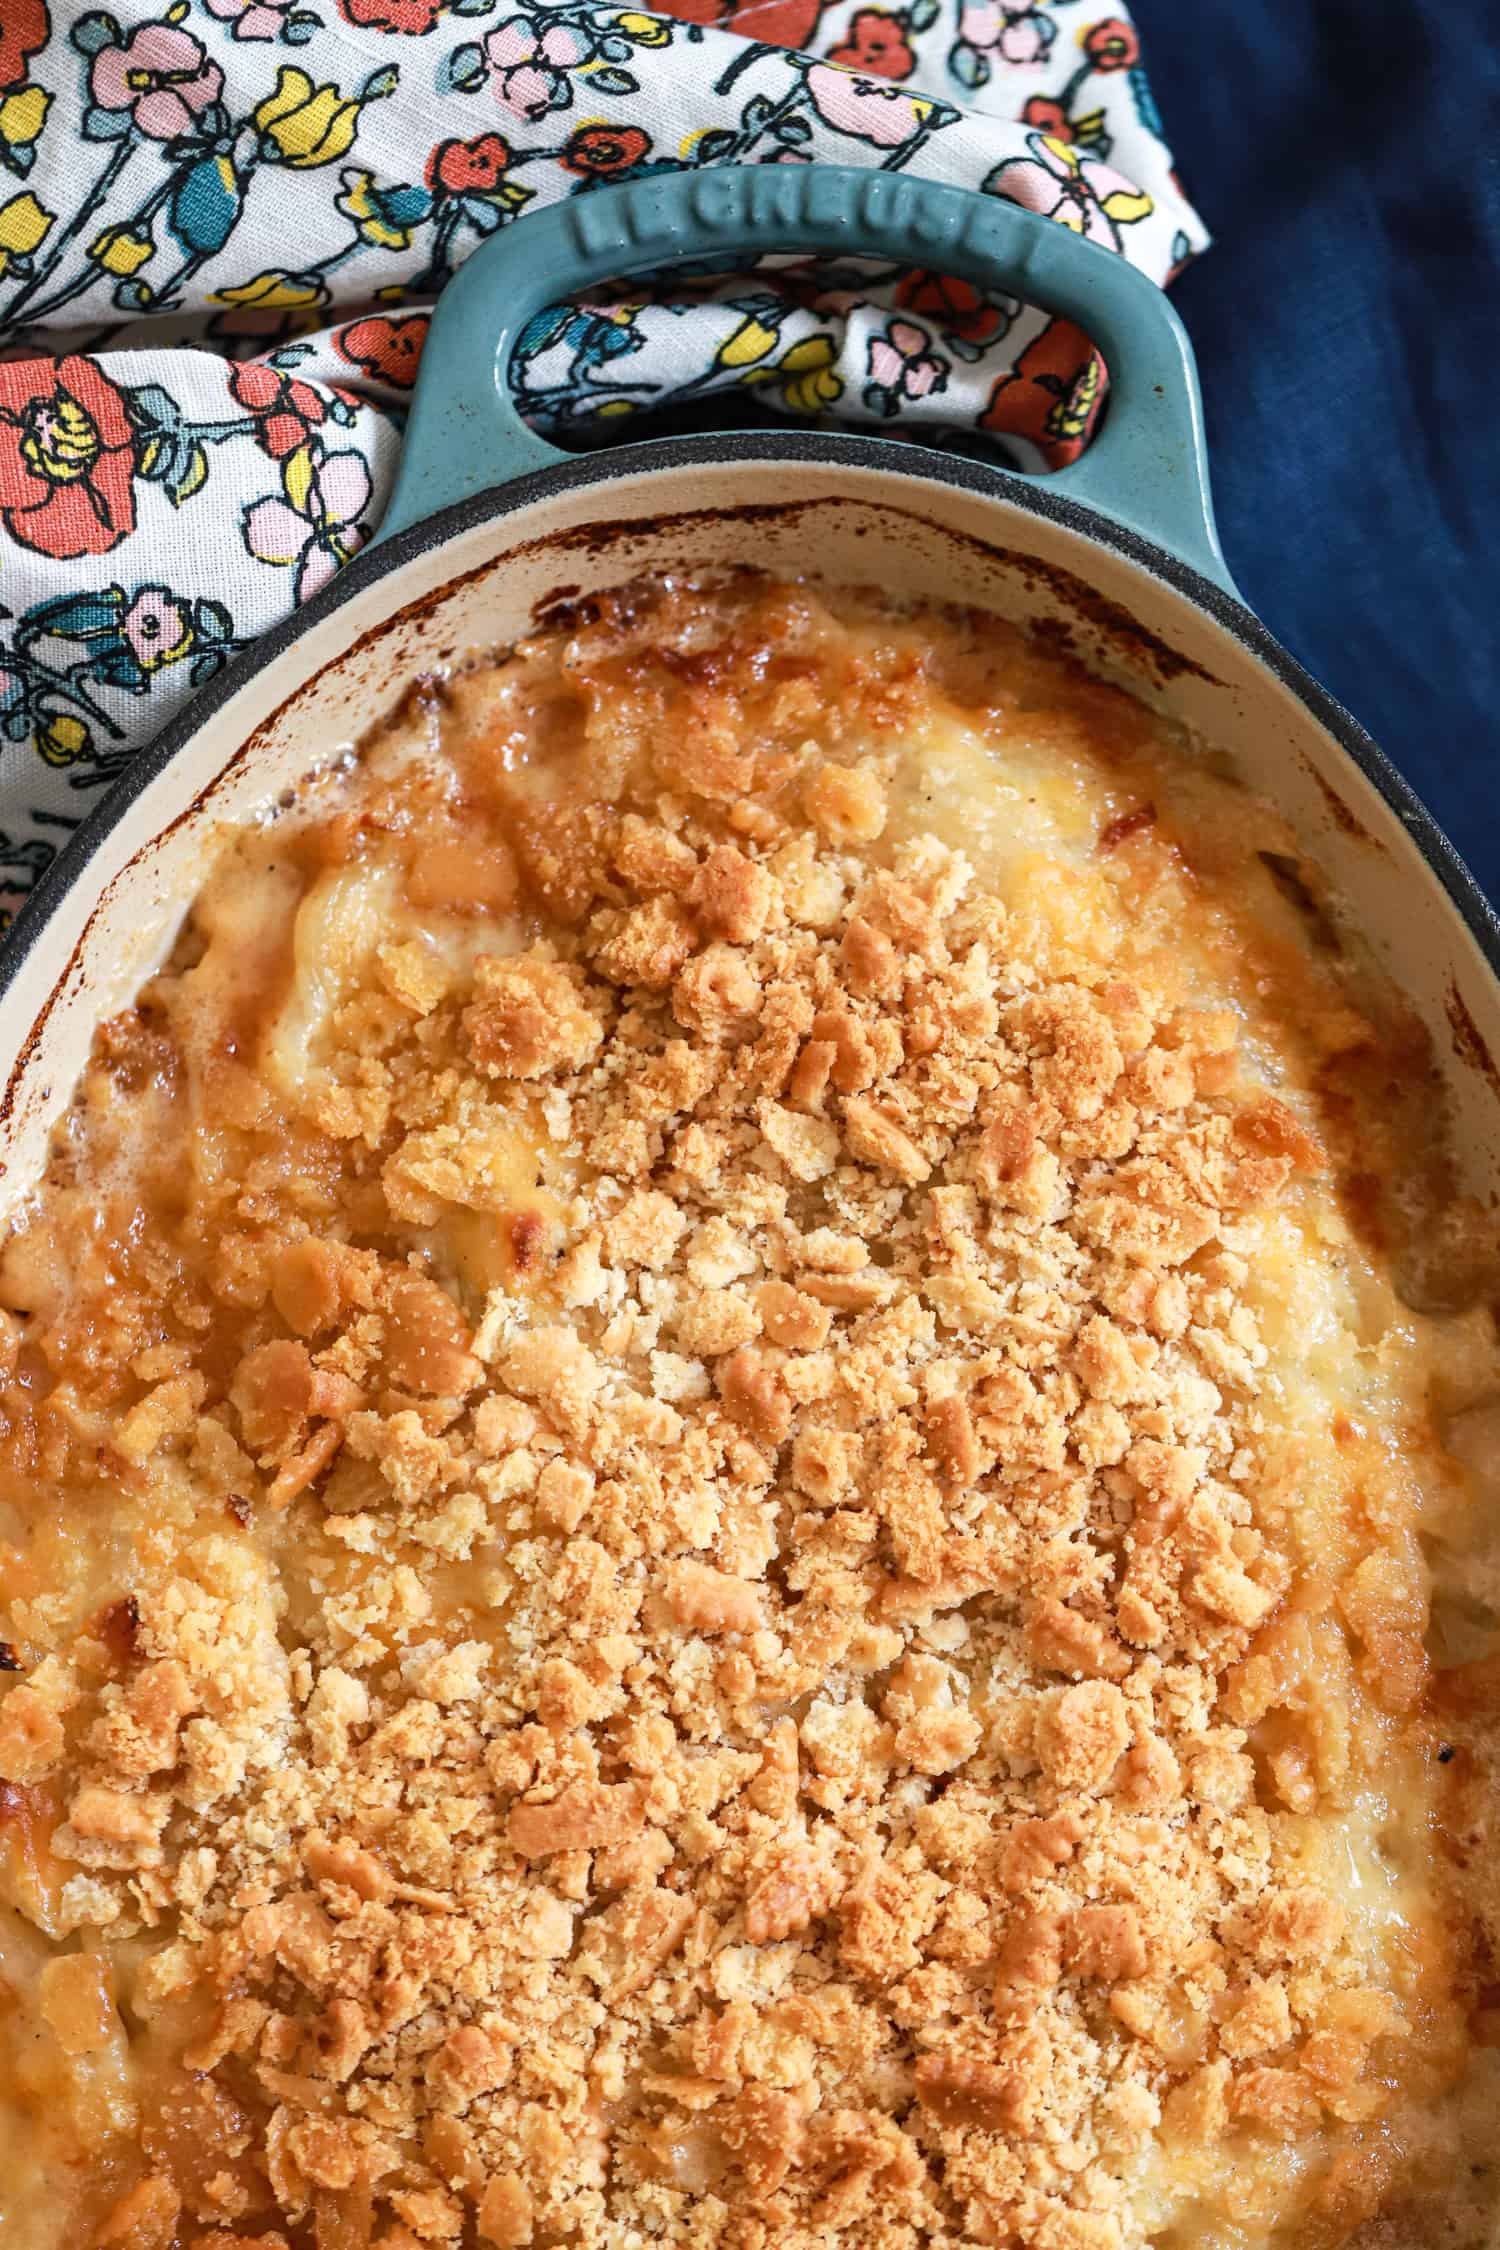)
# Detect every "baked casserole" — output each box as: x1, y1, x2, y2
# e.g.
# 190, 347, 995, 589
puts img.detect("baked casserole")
0, 577, 1496, 2250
